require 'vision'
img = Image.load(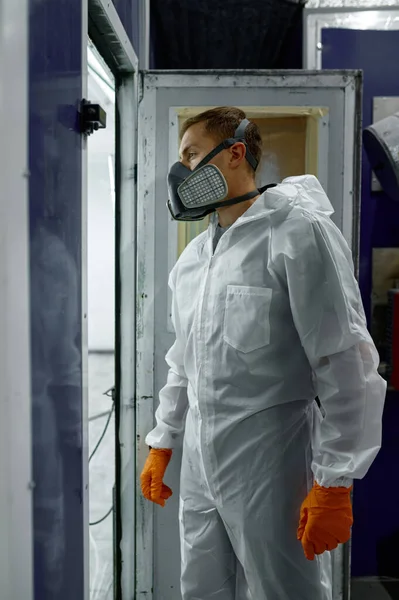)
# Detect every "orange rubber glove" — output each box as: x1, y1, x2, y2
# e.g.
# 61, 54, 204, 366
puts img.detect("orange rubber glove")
140, 448, 173, 507
297, 482, 353, 560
